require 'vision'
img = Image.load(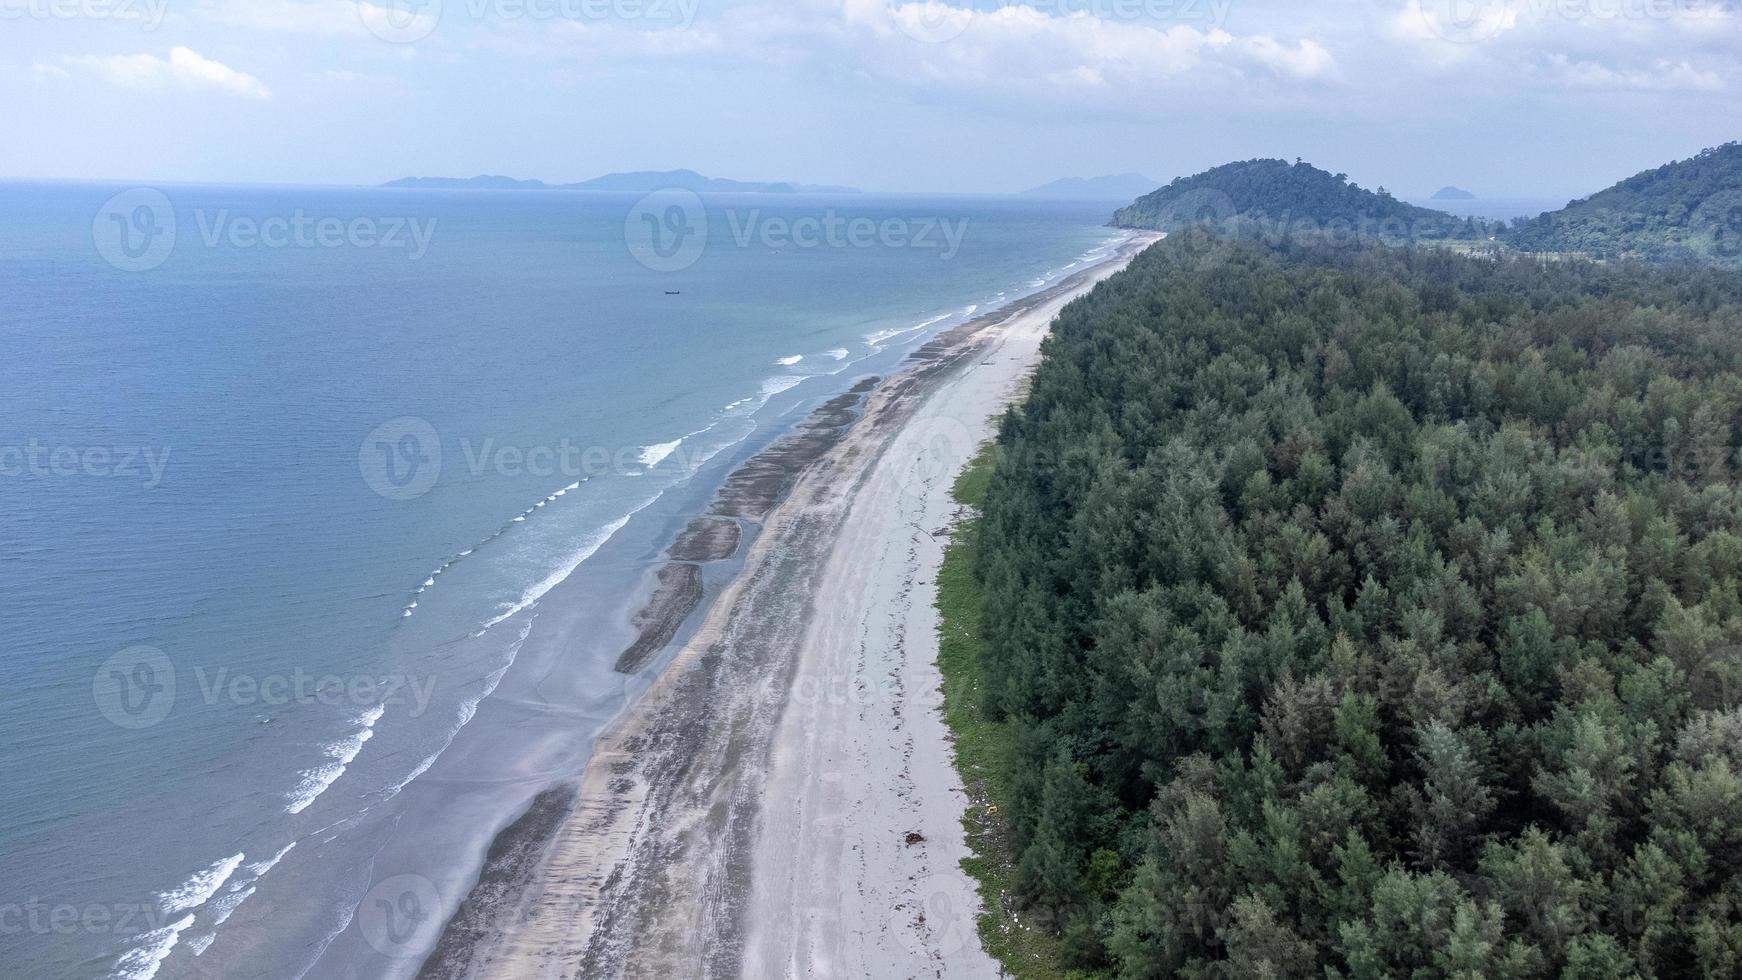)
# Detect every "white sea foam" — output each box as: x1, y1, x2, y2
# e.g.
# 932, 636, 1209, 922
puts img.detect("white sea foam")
379, 618, 536, 802
824, 348, 849, 360
286, 706, 383, 814
776, 354, 803, 366
207, 885, 256, 928
866, 311, 951, 347
638, 439, 682, 468
762, 375, 804, 397
245, 842, 296, 879
110, 913, 196, 980
475, 503, 647, 634
159, 853, 246, 915
405, 480, 600, 616
113, 853, 246, 978
724, 374, 808, 416
185, 931, 217, 957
